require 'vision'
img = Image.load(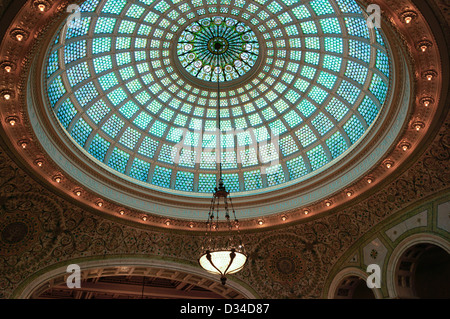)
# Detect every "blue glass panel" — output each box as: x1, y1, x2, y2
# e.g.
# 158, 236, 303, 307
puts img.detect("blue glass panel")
48, 75, 66, 107
64, 40, 87, 64
244, 170, 263, 191
152, 165, 172, 188
198, 173, 216, 193
222, 173, 240, 193
108, 147, 130, 173
343, 115, 365, 144
86, 100, 110, 124
266, 164, 285, 186
175, 171, 195, 191
71, 118, 92, 147
74, 82, 99, 107
307, 145, 328, 170
129, 158, 151, 182
358, 96, 379, 126
326, 131, 348, 158
138, 136, 159, 158
56, 99, 77, 129
88, 134, 110, 161
286, 156, 308, 179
